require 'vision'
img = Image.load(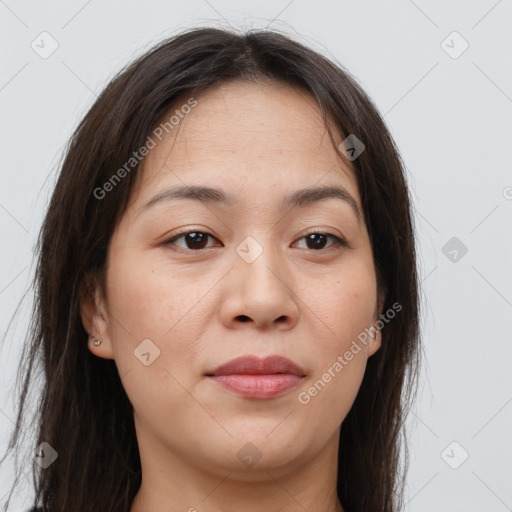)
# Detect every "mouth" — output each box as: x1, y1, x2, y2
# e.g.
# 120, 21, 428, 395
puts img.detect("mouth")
205, 355, 306, 399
